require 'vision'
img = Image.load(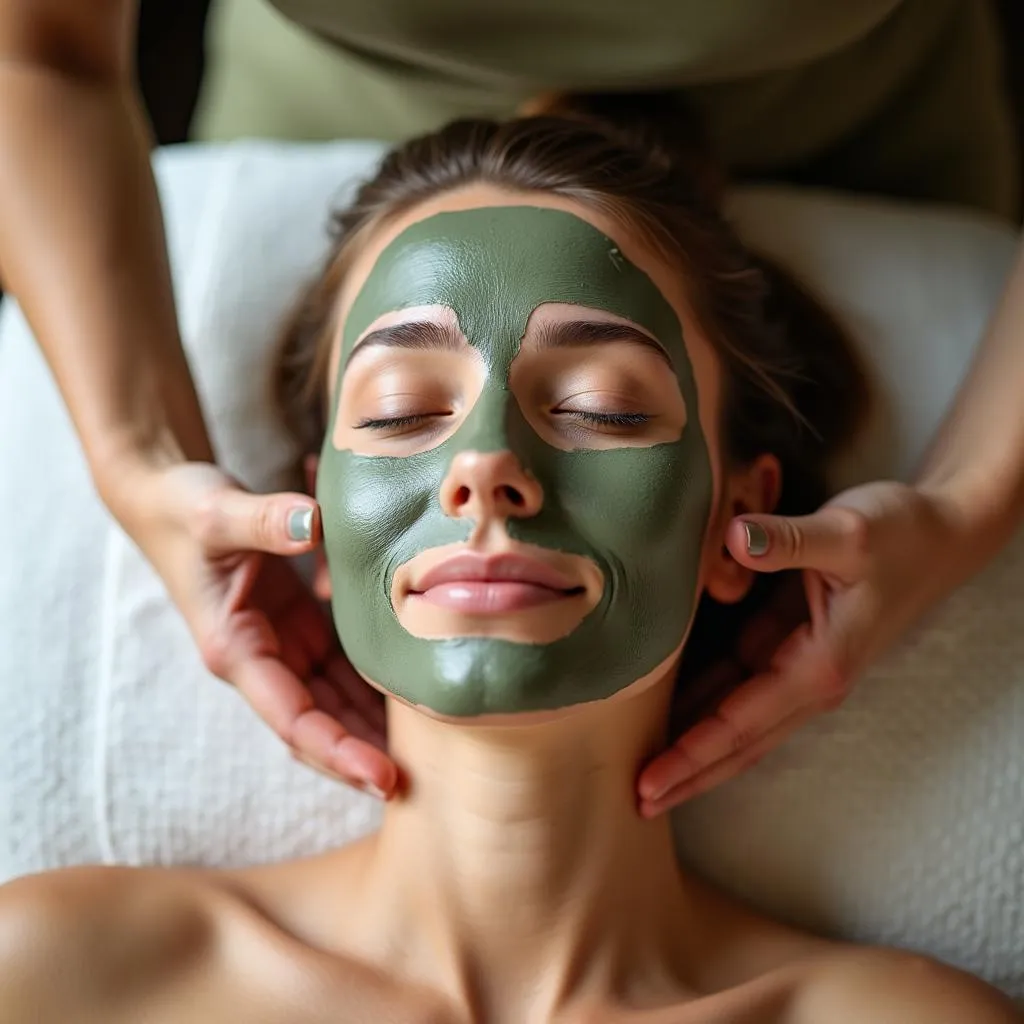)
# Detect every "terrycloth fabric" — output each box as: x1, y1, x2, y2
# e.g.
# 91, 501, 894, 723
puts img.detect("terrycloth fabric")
0, 142, 1019, 996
